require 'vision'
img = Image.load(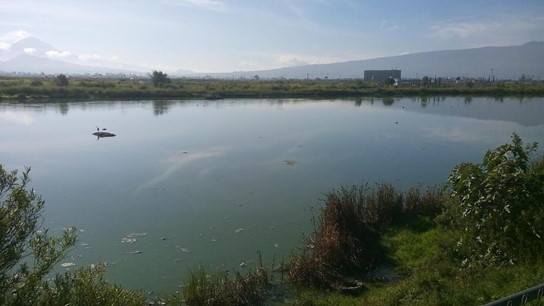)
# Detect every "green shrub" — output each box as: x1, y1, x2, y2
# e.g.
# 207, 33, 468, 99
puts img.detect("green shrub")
442, 133, 544, 268
38, 263, 146, 306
